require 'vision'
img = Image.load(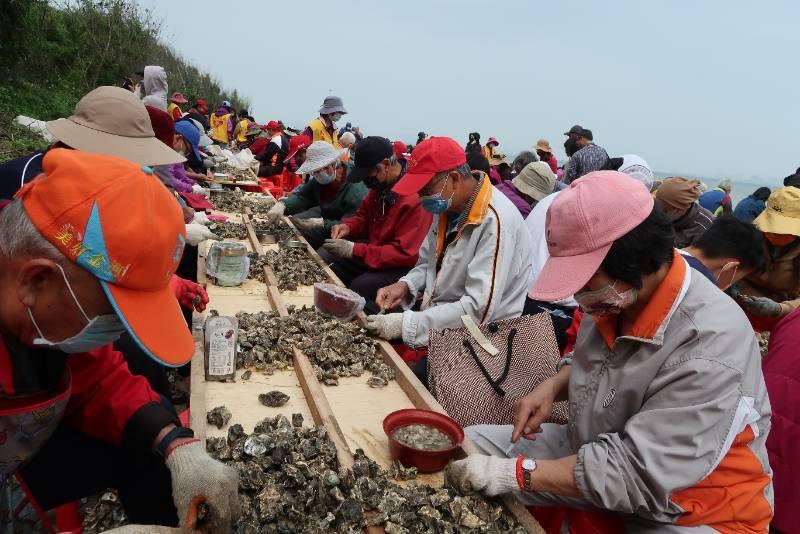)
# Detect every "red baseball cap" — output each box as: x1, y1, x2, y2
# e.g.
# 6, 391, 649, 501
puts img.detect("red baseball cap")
392, 140, 408, 161
16, 149, 193, 367
266, 120, 281, 131
284, 134, 312, 163
393, 136, 466, 195
195, 99, 208, 111
529, 171, 654, 302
